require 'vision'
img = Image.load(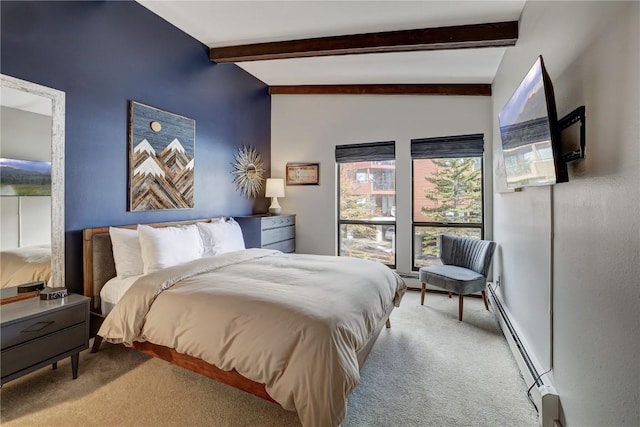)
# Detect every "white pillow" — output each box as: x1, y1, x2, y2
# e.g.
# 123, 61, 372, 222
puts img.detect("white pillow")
196, 218, 245, 257
109, 227, 144, 278
137, 224, 204, 274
